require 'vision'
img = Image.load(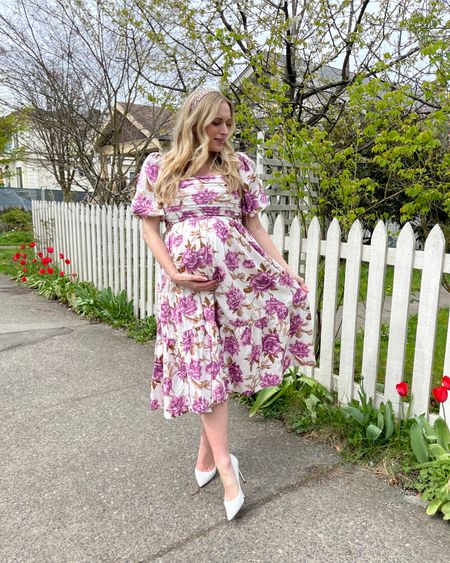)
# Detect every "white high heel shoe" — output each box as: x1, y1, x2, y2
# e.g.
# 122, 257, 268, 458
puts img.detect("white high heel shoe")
224, 454, 245, 521
195, 465, 217, 487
